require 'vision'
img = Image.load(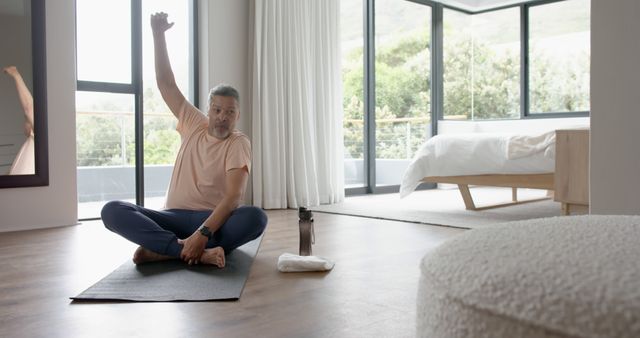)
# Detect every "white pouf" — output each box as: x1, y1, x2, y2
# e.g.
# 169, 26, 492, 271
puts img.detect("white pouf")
417, 215, 640, 338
